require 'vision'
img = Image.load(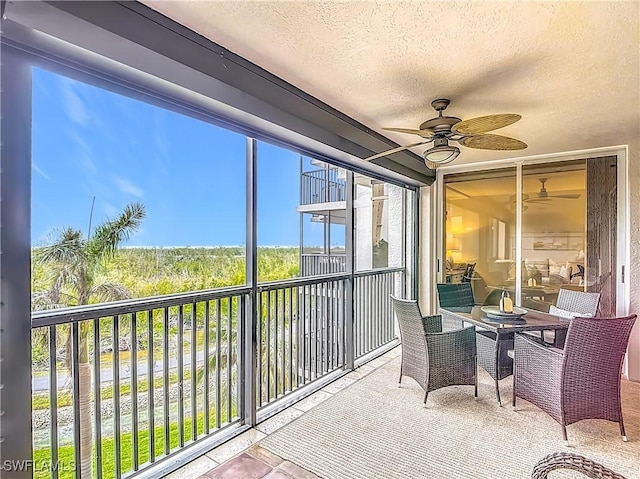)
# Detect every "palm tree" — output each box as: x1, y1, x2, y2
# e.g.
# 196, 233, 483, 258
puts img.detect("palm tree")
33, 202, 146, 479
